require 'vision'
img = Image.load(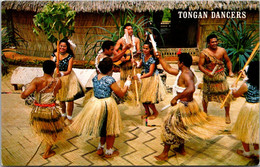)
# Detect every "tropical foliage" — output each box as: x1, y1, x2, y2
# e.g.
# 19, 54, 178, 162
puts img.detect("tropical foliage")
33, 2, 76, 44
213, 19, 259, 72
1, 26, 27, 76
84, 9, 164, 61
